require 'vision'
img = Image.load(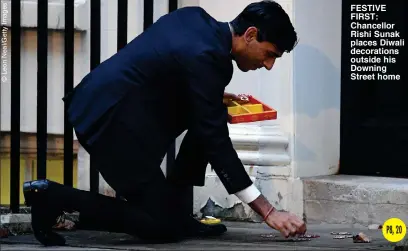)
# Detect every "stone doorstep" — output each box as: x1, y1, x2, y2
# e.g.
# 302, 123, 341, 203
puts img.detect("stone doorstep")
303, 175, 408, 225
303, 174, 408, 249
